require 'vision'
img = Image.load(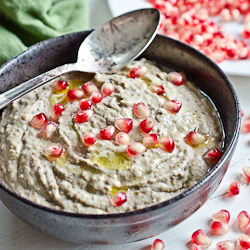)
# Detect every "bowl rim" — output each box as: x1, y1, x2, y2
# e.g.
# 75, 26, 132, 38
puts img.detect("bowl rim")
0, 32, 241, 220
